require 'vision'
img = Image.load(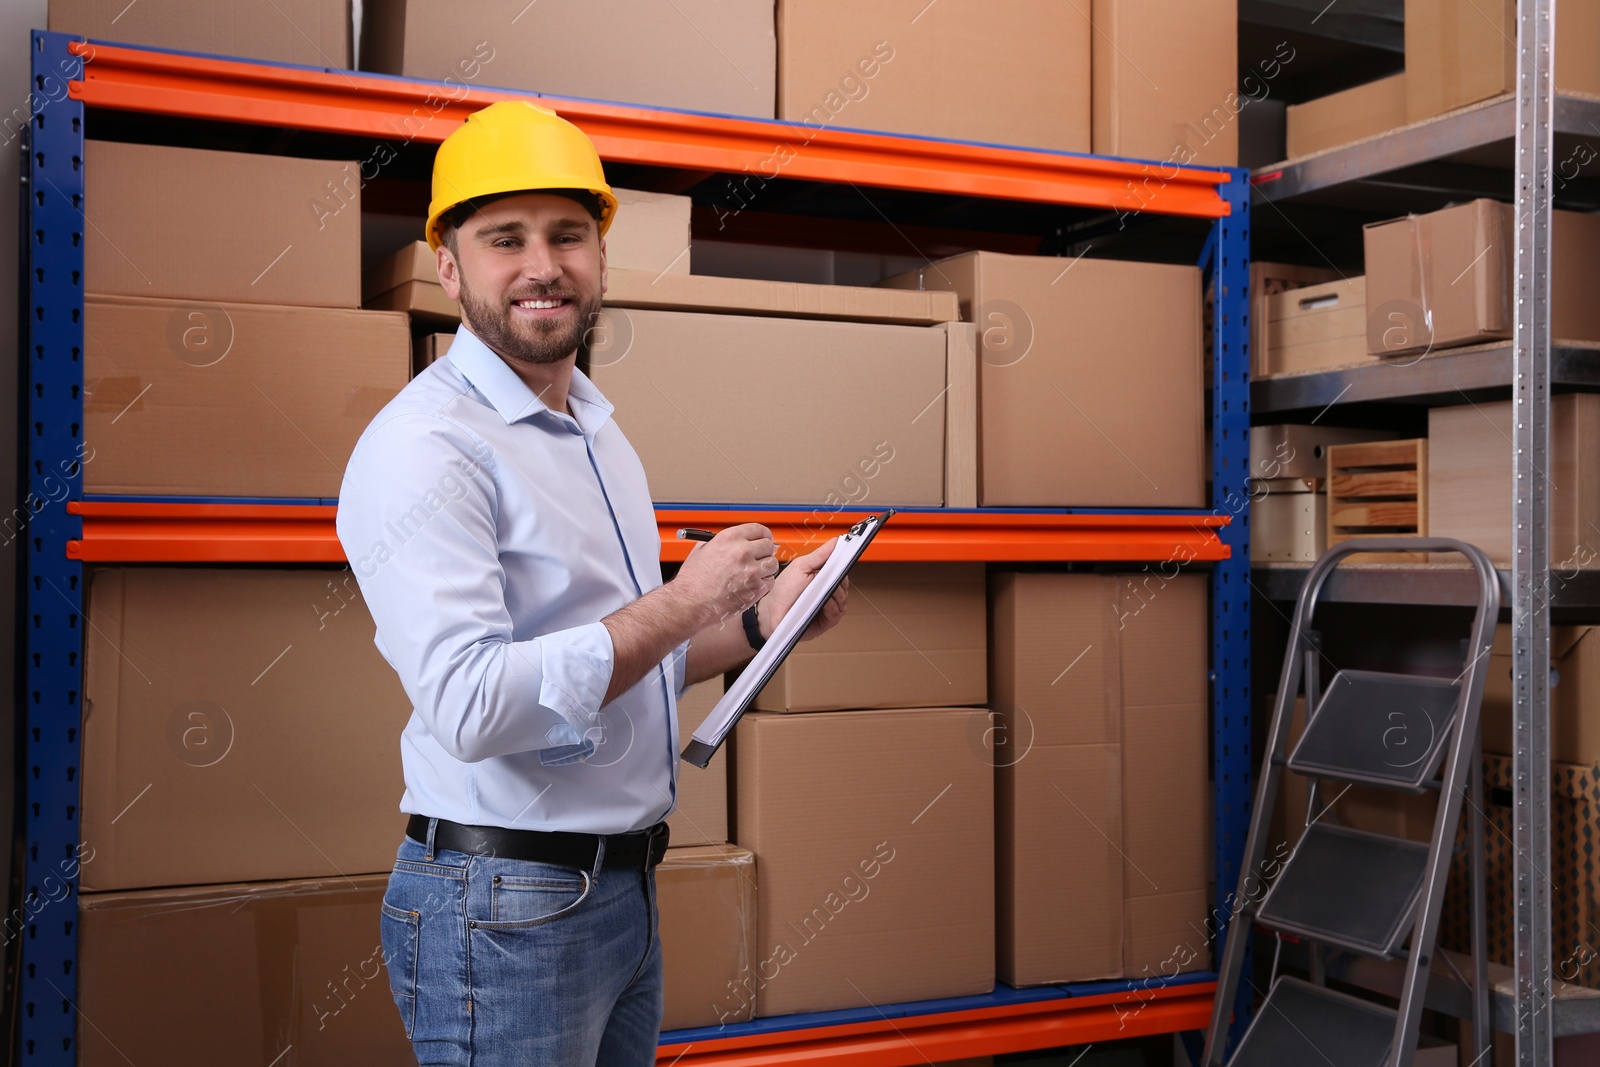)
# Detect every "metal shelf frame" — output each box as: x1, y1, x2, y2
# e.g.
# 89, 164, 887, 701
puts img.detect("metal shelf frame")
18, 30, 1254, 1065
1245, 1, 1565, 1062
